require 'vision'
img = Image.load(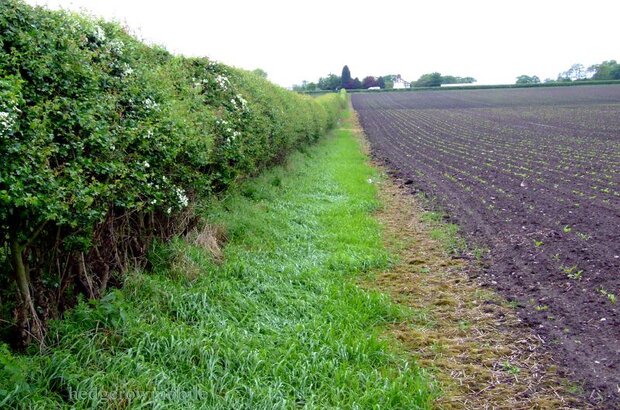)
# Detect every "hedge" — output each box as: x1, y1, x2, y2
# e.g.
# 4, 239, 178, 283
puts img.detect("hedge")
0, 0, 346, 345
